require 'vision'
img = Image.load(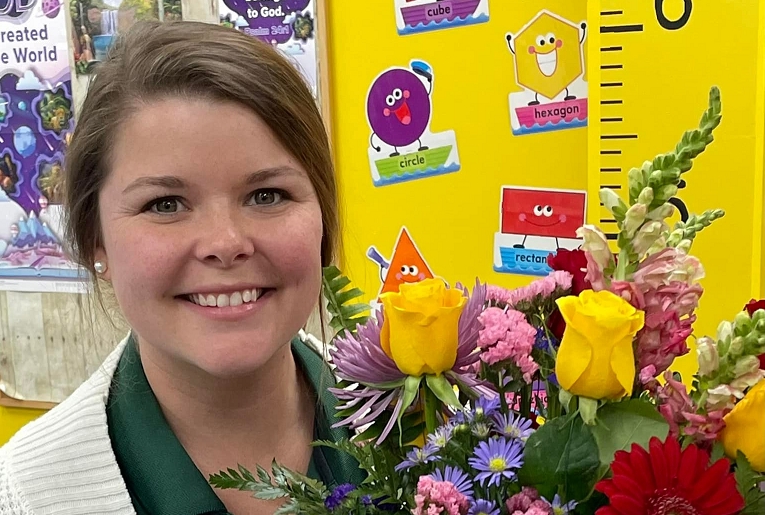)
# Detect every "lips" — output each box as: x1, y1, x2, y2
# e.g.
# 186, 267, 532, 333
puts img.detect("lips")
394, 101, 412, 125
536, 50, 558, 77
